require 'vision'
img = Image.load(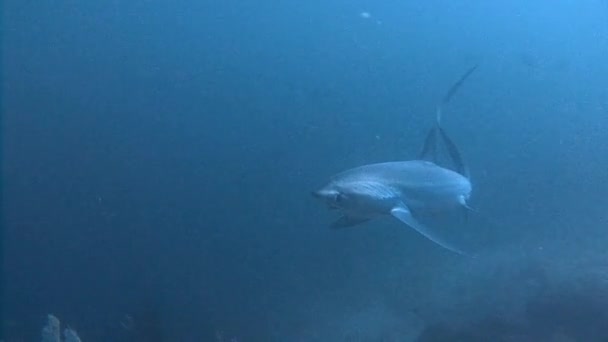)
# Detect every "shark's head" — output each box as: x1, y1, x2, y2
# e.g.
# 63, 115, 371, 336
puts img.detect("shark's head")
311, 180, 393, 215
311, 185, 347, 210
